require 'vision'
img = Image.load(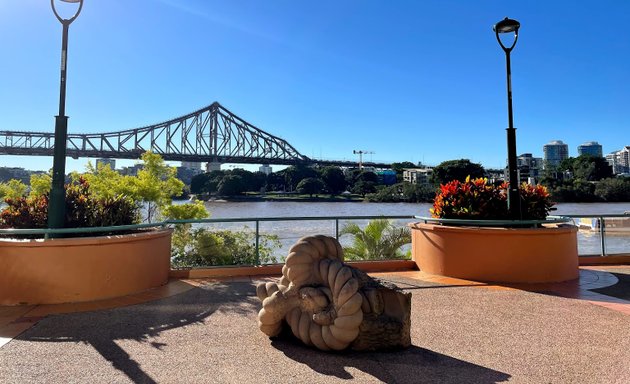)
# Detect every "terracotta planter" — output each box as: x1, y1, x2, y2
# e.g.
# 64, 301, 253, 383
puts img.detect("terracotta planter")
0, 228, 173, 305
409, 222, 578, 283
